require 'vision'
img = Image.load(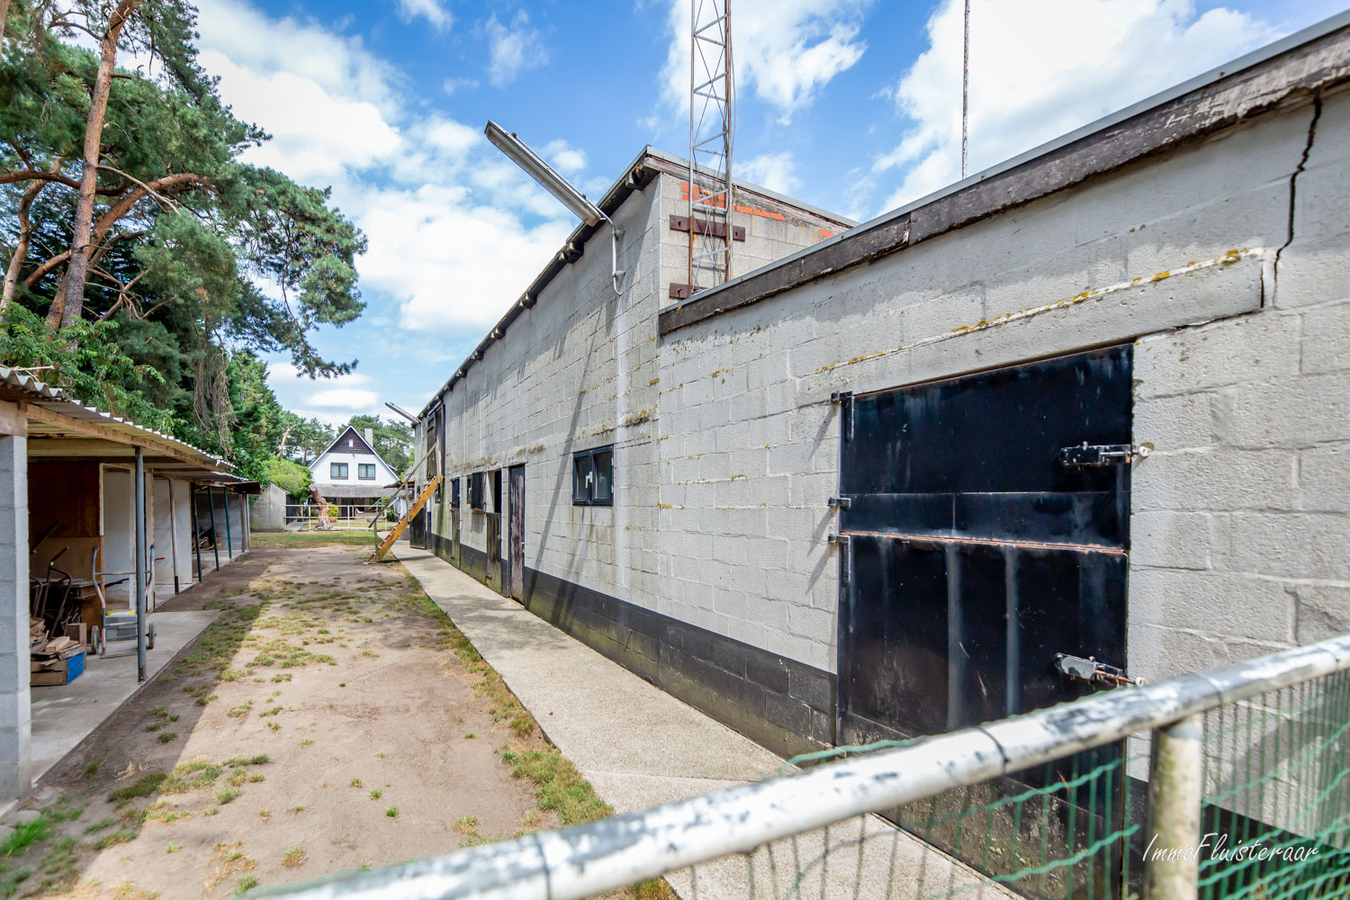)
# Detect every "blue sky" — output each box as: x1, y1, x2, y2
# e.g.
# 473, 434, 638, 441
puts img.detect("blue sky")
192, 0, 1346, 423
